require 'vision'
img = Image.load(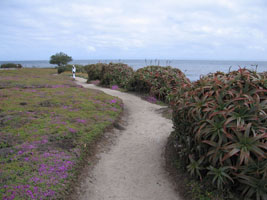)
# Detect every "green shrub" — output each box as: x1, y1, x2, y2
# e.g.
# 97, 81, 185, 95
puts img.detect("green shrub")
57, 65, 85, 74
1, 63, 22, 68
74, 65, 87, 73
171, 69, 267, 199
129, 66, 190, 102
57, 65, 72, 74
86, 63, 107, 82
100, 63, 134, 89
